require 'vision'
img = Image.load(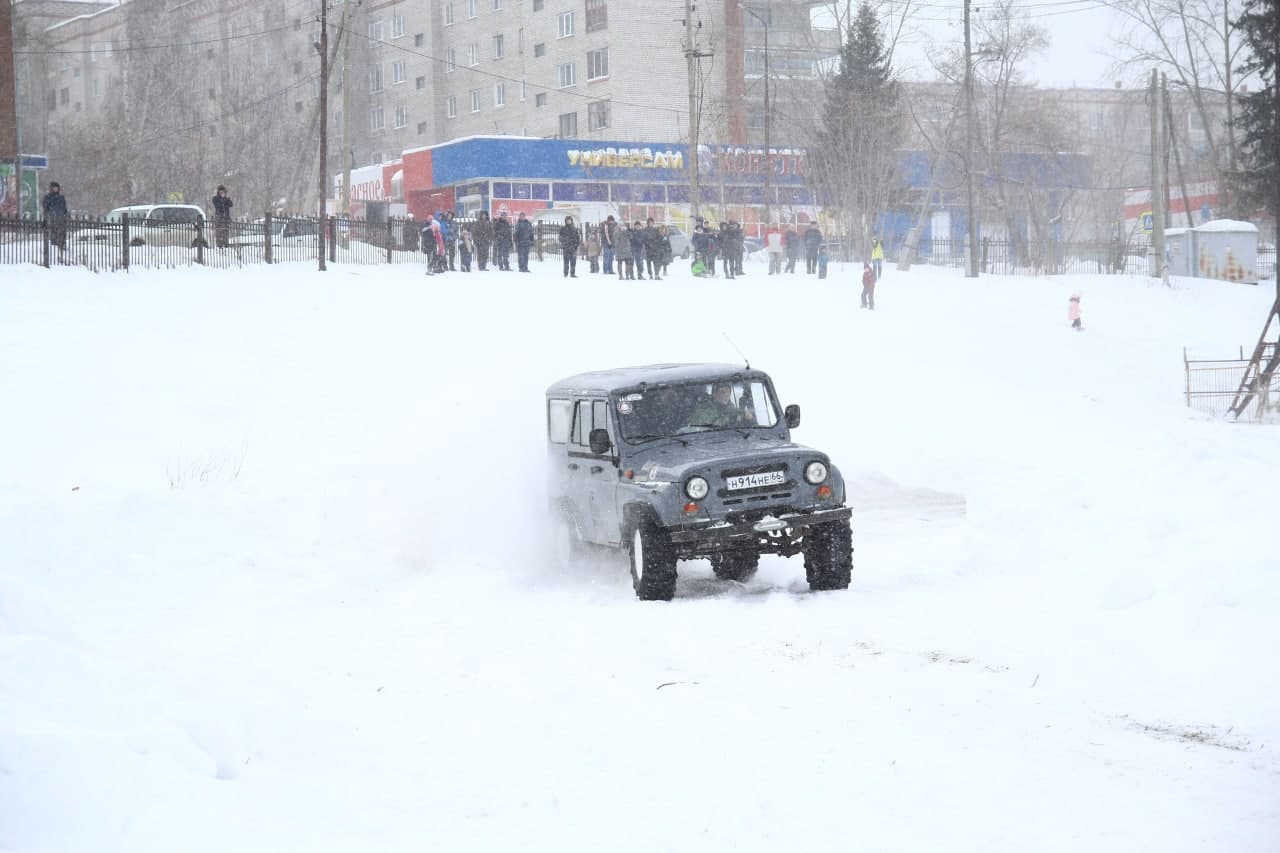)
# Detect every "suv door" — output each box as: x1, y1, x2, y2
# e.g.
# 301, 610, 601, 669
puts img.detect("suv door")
568, 398, 620, 544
